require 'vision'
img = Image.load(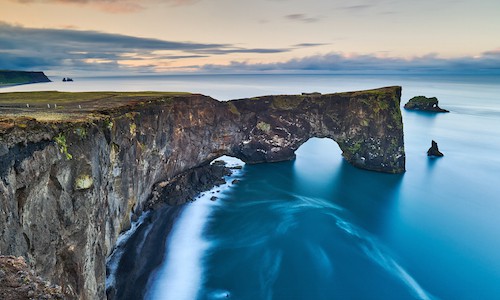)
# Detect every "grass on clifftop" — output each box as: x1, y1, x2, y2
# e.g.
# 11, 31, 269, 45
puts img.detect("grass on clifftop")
0, 91, 189, 105
0, 91, 190, 123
